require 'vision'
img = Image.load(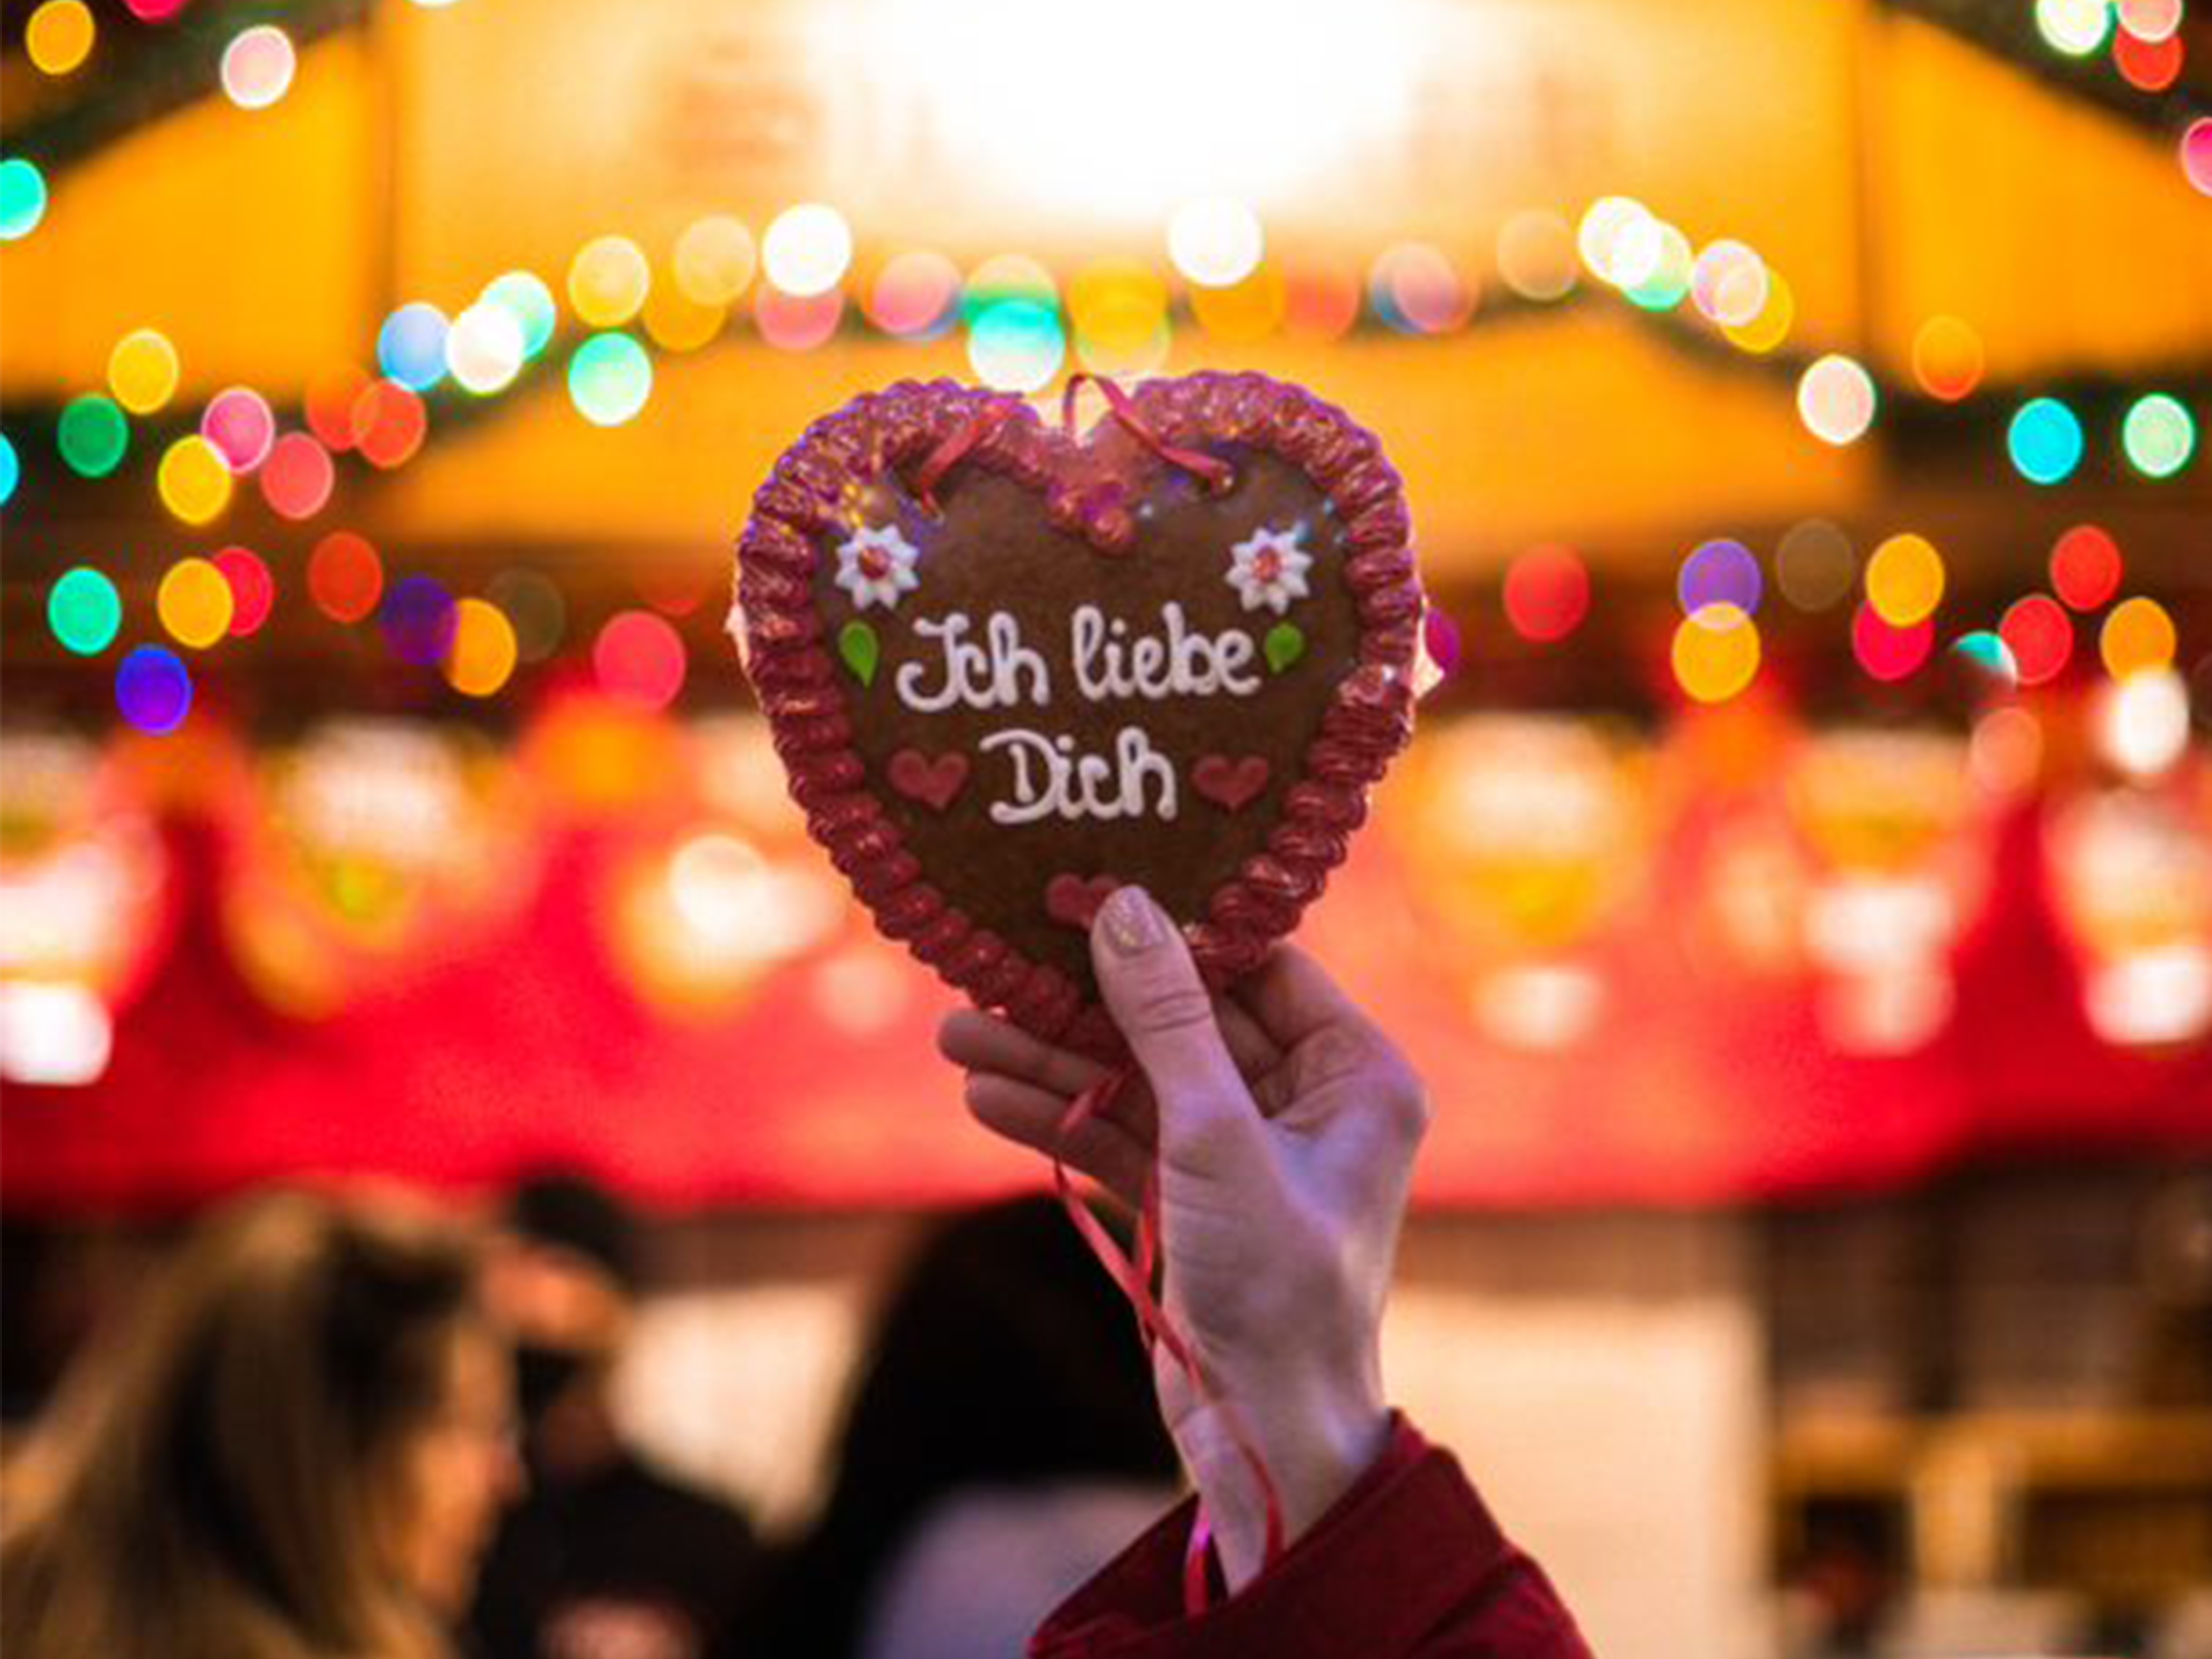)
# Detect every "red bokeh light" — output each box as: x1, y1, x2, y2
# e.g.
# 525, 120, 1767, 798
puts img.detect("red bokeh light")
212, 545, 276, 637
2000, 594, 2075, 687
593, 611, 688, 709
1503, 545, 1592, 643
2049, 525, 2123, 613
308, 531, 384, 623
